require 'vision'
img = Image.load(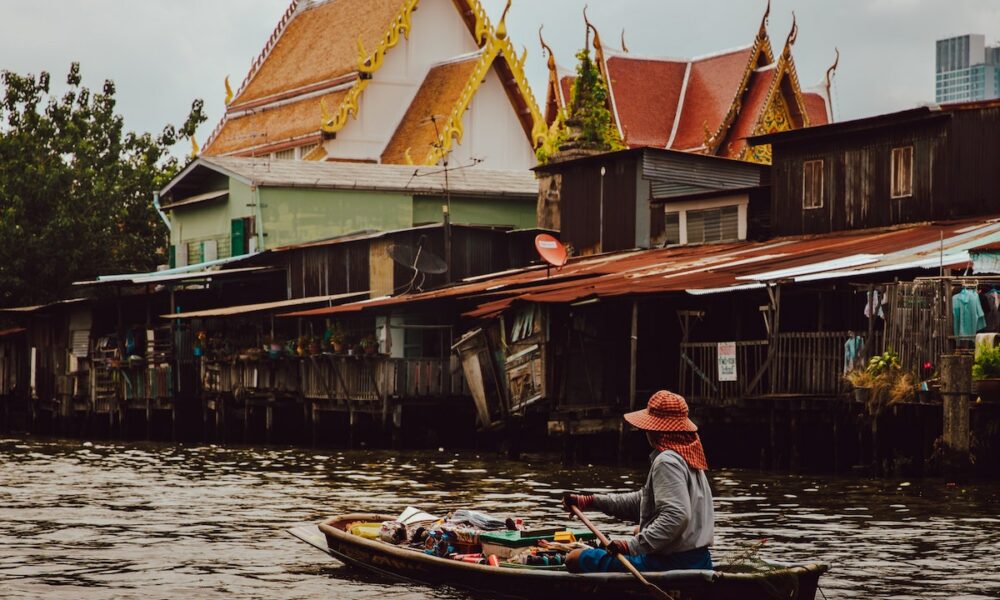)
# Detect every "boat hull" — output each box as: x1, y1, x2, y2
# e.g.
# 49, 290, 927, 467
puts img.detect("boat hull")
290, 514, 827, 600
